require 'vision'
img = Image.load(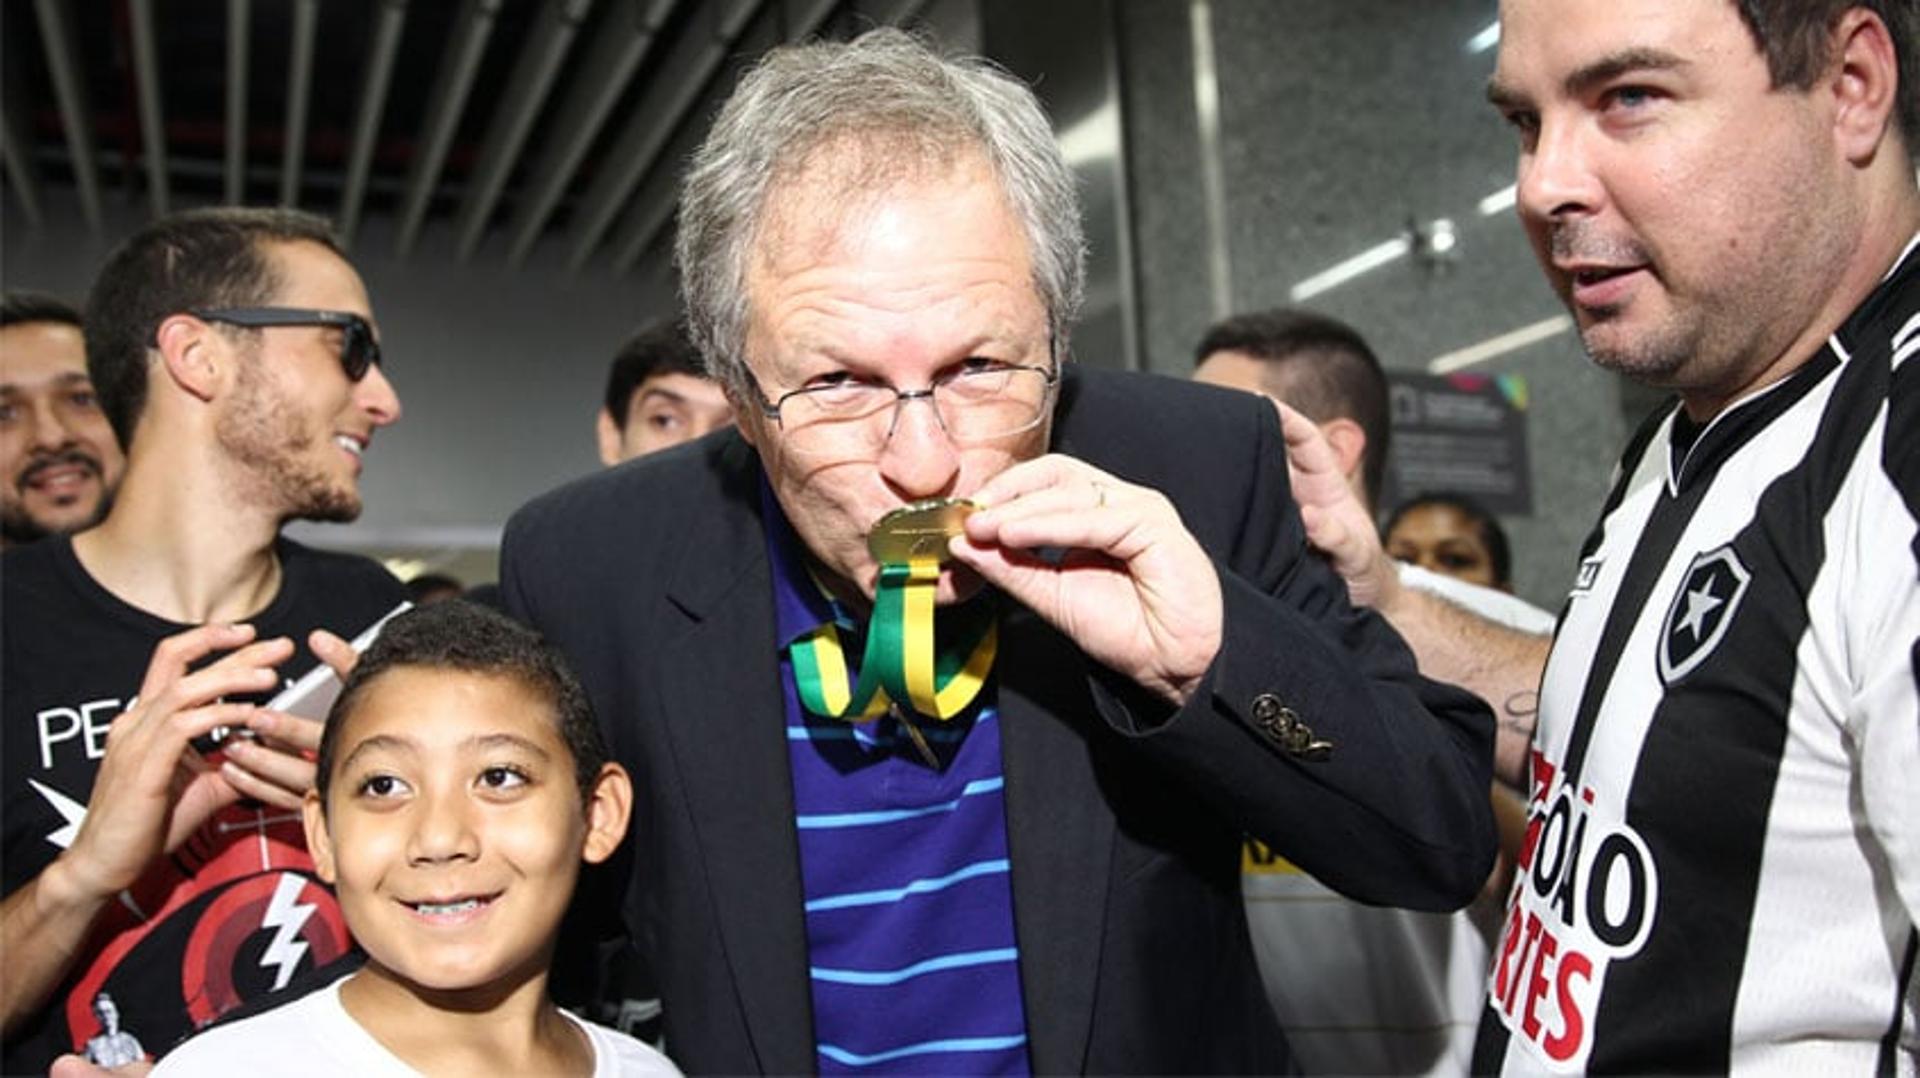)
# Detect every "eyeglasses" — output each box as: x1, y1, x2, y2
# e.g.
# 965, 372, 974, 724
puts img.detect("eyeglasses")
750, 359, 1059, 459
190, 307, 383, 381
